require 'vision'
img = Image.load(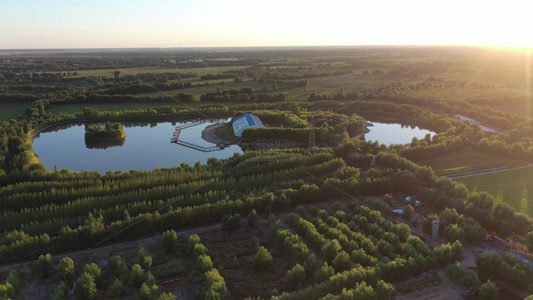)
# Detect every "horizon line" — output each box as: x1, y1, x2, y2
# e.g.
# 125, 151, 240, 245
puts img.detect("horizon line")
1, 44, 531, 52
